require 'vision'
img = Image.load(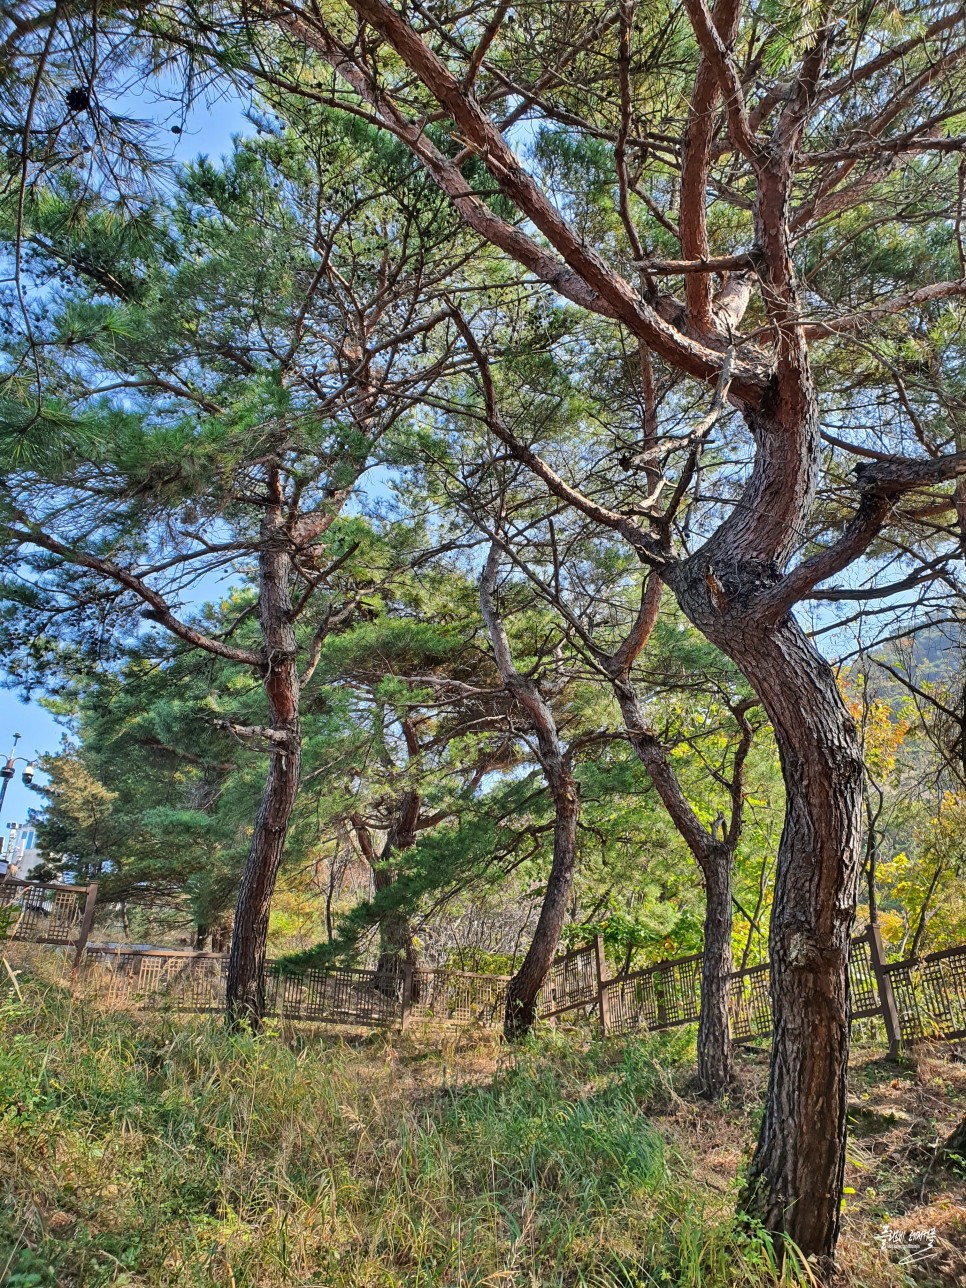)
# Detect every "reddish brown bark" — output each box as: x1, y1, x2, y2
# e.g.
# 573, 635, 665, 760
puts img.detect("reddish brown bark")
479, 542, 581, 1040
679, 0, 742, 333
226, 507, 302, 1028
669, 560, 865, 1262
